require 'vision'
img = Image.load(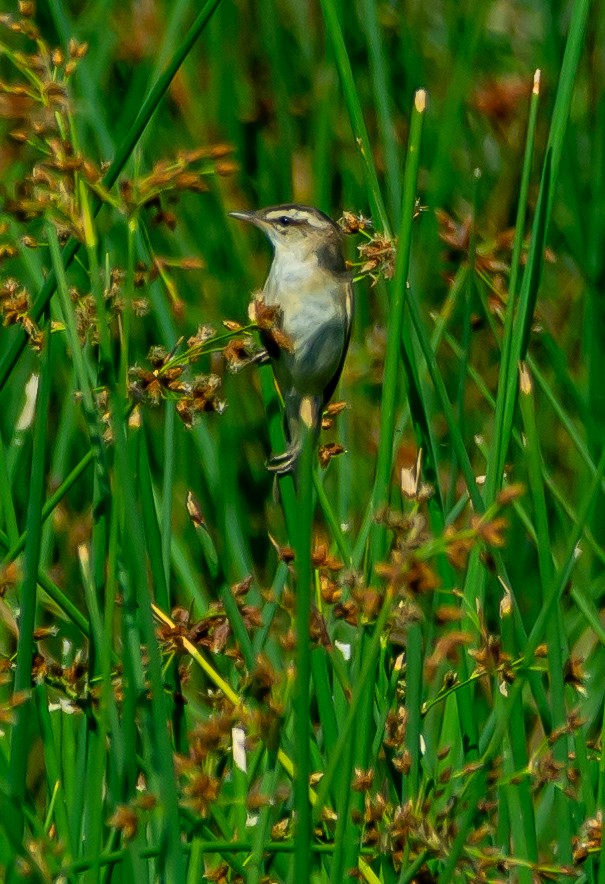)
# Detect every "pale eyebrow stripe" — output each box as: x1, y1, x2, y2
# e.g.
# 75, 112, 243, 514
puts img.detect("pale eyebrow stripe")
265, 209, 315, 224
264, 210, 302, 221
305, 214, 325, 228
